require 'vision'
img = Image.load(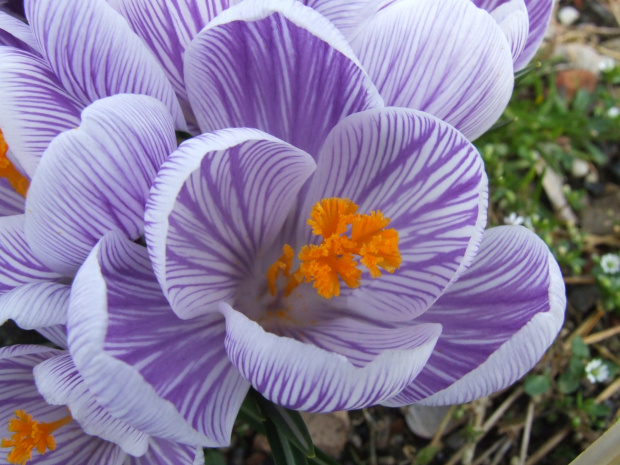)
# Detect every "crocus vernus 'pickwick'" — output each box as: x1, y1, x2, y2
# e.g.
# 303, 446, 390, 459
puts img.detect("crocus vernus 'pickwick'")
0, 344, 204, 464
0, 0, 564, 459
